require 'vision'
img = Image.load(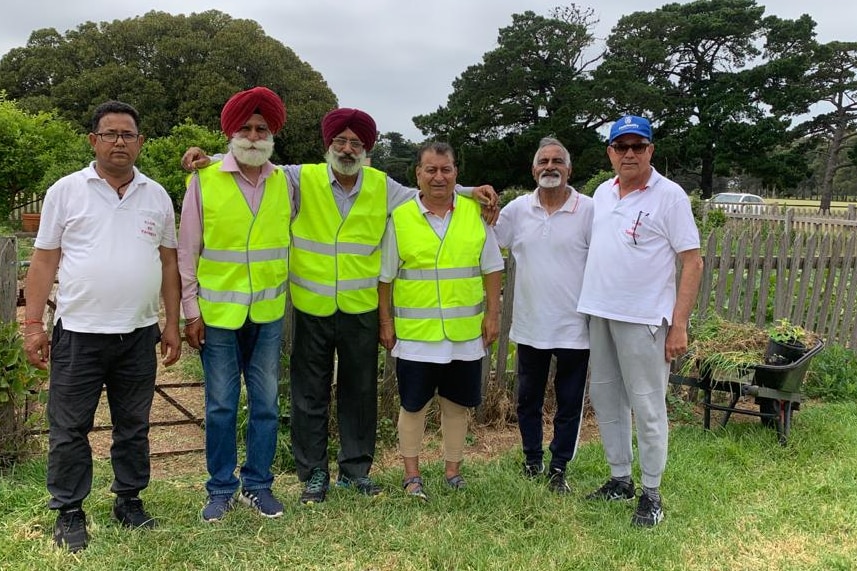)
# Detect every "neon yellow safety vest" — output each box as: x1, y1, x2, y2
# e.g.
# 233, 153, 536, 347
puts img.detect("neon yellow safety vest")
289, 164, 387, 316
391, 196, 486, 342
196, 162, 291, 329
